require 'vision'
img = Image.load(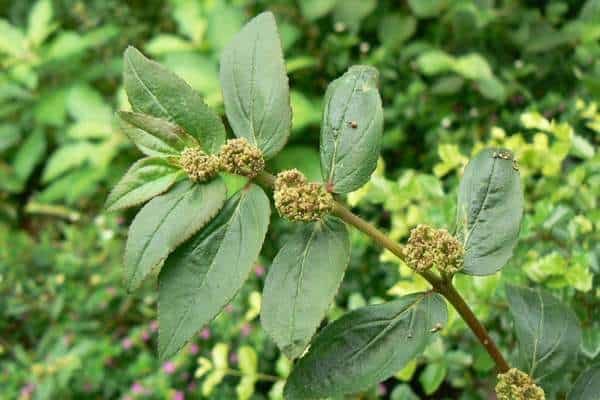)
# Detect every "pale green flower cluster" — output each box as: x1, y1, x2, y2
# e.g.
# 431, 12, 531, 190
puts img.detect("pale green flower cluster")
403, 224, 464, 274
219, 138, 265, 179
179, 138, 265, 182
273, 169, 333, 222
496, 368, 545, 400
179, 147, 221, 182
